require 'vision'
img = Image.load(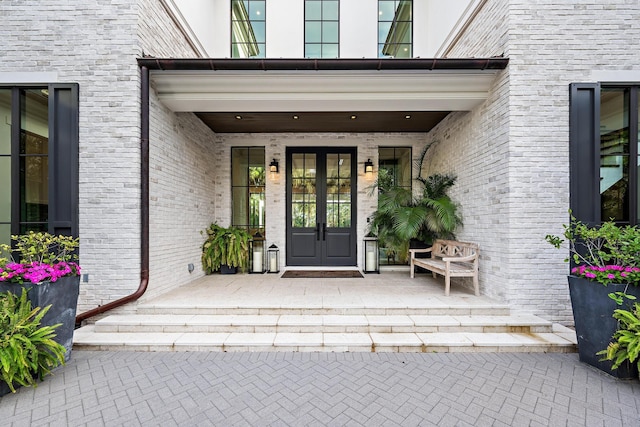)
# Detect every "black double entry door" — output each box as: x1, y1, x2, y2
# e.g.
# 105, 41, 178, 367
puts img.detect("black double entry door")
286, 148, 357, 266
